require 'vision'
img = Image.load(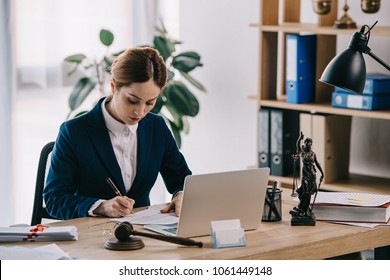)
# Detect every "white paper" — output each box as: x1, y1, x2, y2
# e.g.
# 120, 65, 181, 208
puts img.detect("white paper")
211, 219, 246, 248
215, 228, 245, 245
314, 192, 390, 207
286, 37, 297, 81
346, 95, 363, 109
332, 221, 390, 228
0, 243, 72, 260
111, 205, 179, 225
0, 226, 78, 242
